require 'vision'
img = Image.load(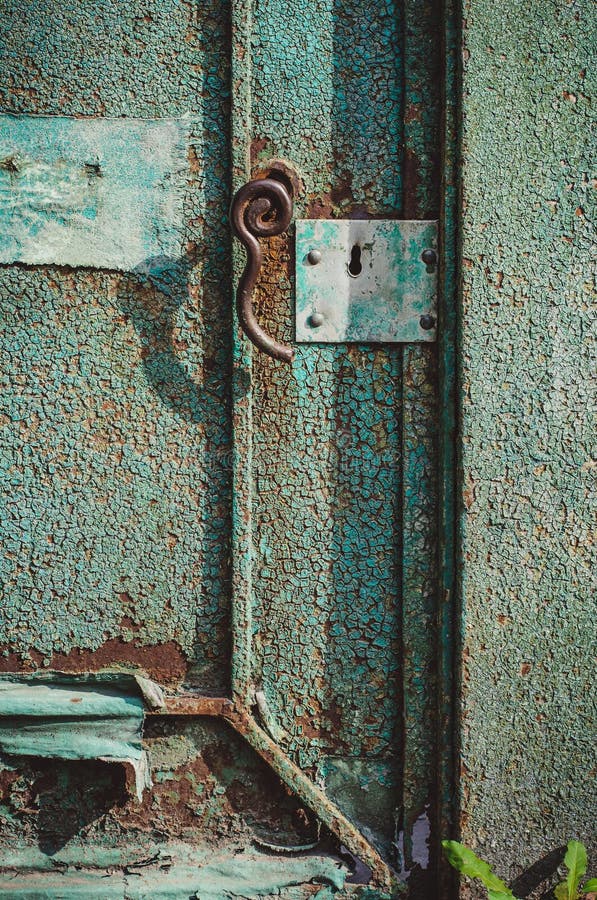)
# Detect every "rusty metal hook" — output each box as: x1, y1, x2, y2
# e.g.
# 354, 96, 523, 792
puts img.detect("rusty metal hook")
230, 178, 294, 363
